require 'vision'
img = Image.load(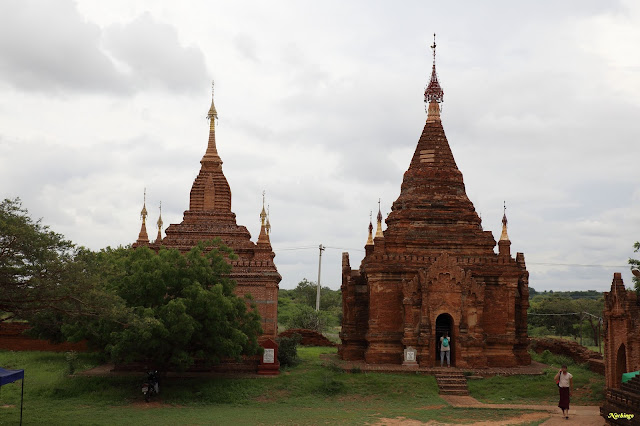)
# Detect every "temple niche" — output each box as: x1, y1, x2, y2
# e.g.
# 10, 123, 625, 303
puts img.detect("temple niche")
133, 85, 281, 342
339, 39, 530, 368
